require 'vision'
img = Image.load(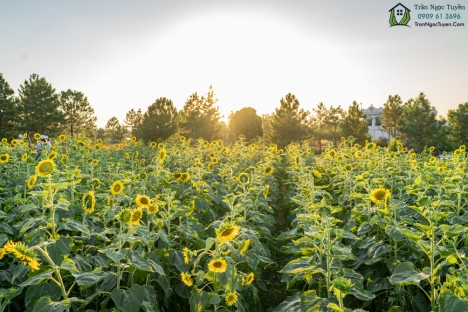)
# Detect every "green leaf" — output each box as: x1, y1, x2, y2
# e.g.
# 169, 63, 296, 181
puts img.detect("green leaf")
280, 257, 313, 274
272, 294, 300, 312
205, 237, 216, 251
439, 289, 468, 312
300, 290, 328, 311
12, 263, 29, 283
209, 294, 221, 305
25, 282, 62, 310
388, 306, 404, 312
47, 238, 72, 265
31, 296, 71, 312
105, 248, 128, 263
59, 219, 90, 234
189, 286, 210, 312
389, 262, 429, 286
111, 285, 145, 312
129, 252, 153, 272
60, 258, 79, 274
20, 270, 55, 287
73, 270, 108, 286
